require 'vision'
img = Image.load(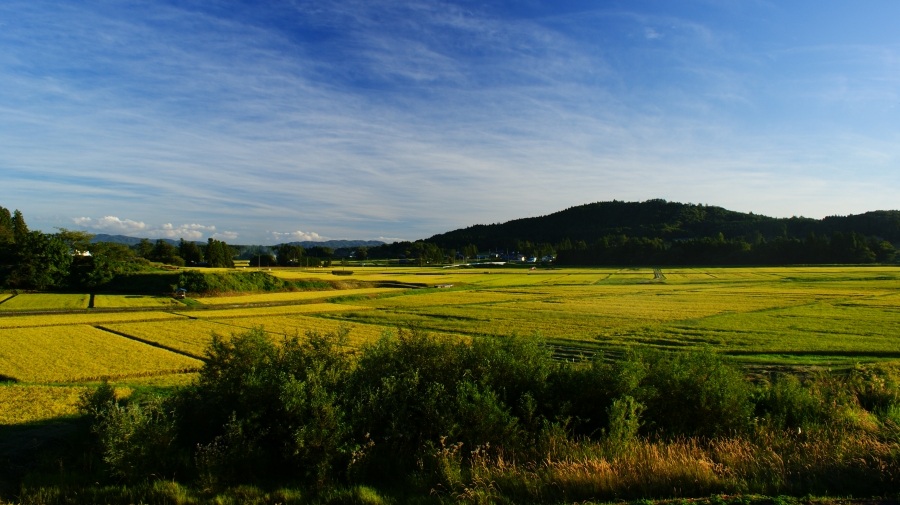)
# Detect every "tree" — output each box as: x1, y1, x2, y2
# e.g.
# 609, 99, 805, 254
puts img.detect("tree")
12, 210, 28, 244
205, 238, 234, 268
275, 244, 303, 266
149, 240, 184, 266
134, 238, 153, 259
73, 242, 140, 290
179, 239, 204, 265
9, 231, 72, 290
55, 228, 94, 254
354, 246, 368, 262
0, 206, 13, 245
